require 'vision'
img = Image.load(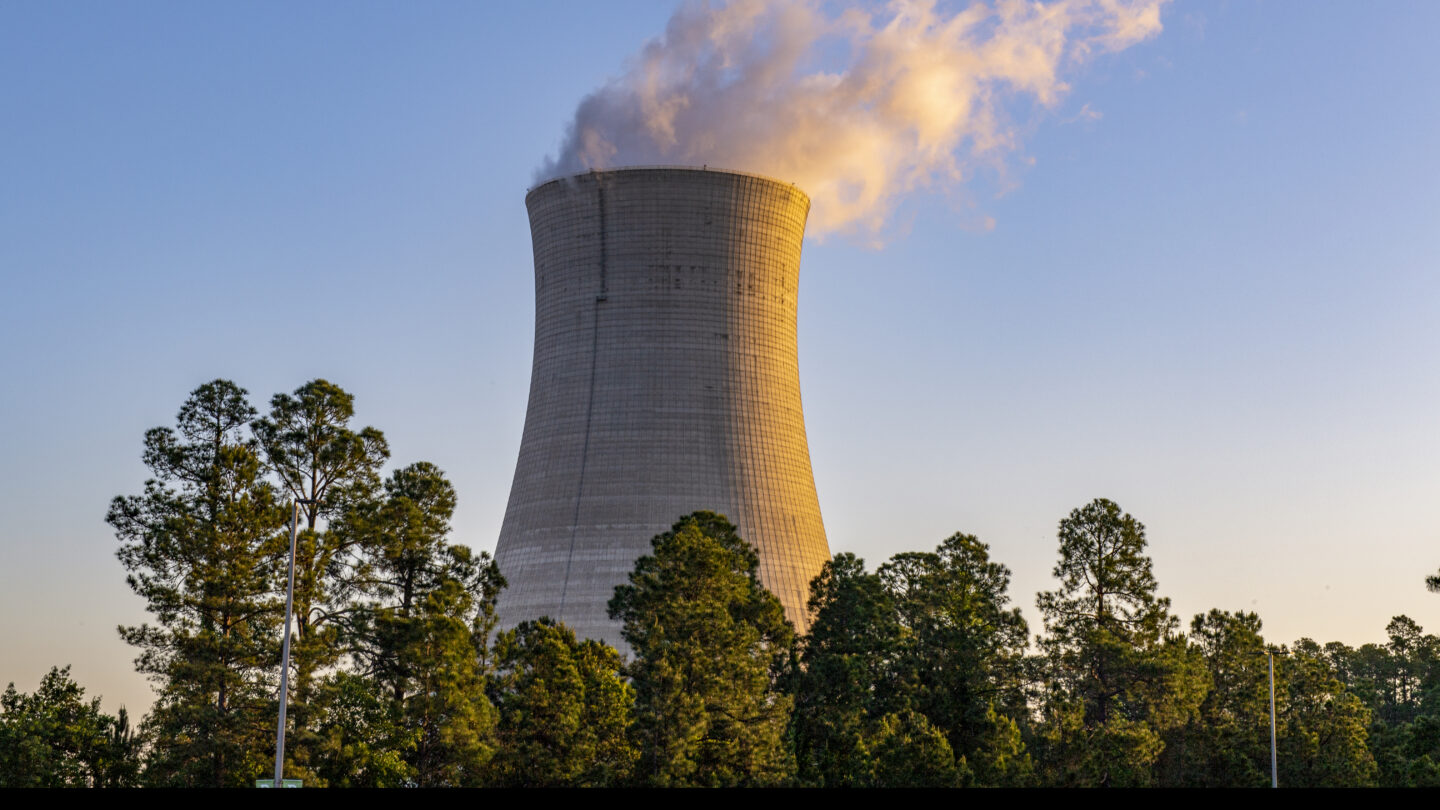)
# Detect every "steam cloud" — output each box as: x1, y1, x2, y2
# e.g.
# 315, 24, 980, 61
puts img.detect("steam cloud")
539, 0, 1166, 237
